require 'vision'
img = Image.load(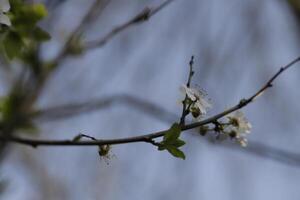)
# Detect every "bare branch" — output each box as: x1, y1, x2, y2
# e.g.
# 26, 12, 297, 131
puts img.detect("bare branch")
1, 56, 300, 147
